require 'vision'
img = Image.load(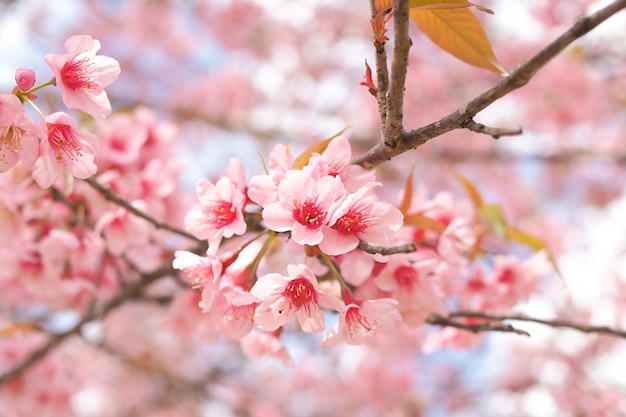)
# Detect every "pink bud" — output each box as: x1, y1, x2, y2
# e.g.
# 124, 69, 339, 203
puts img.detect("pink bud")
15, 68, 36, 91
